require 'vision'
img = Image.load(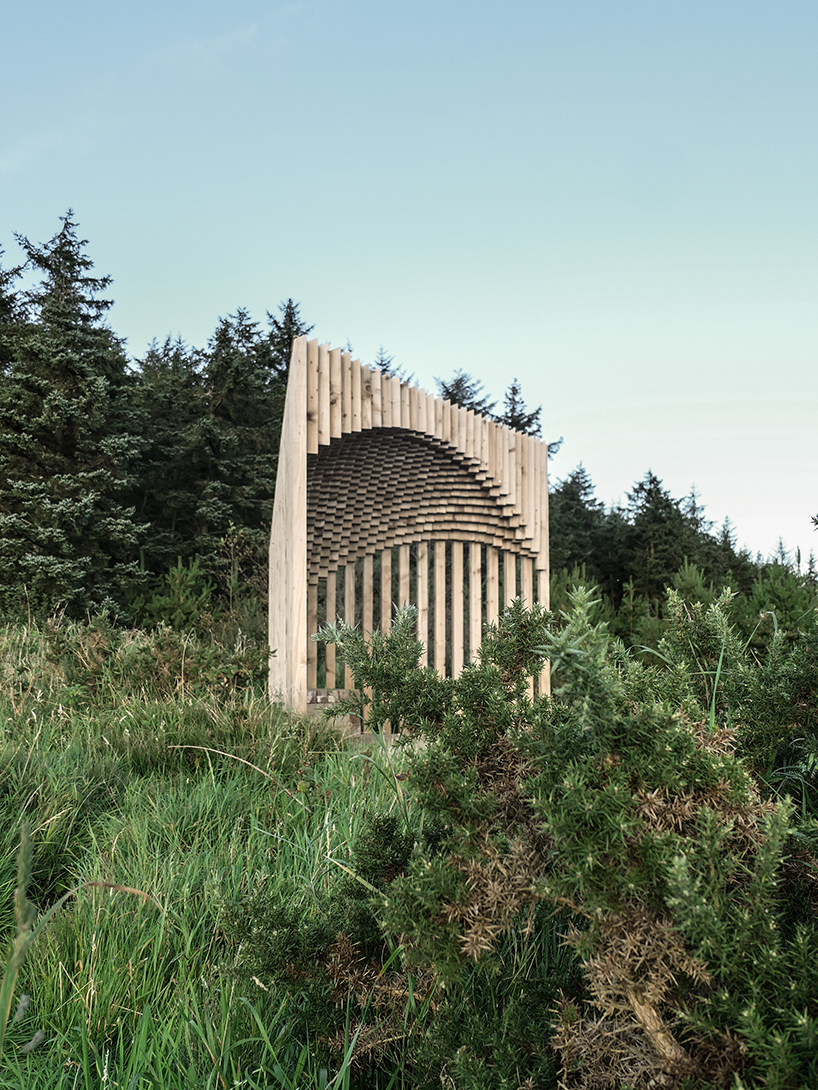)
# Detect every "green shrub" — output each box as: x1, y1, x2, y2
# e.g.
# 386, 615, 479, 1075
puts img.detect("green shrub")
284, 593, 818, 1087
